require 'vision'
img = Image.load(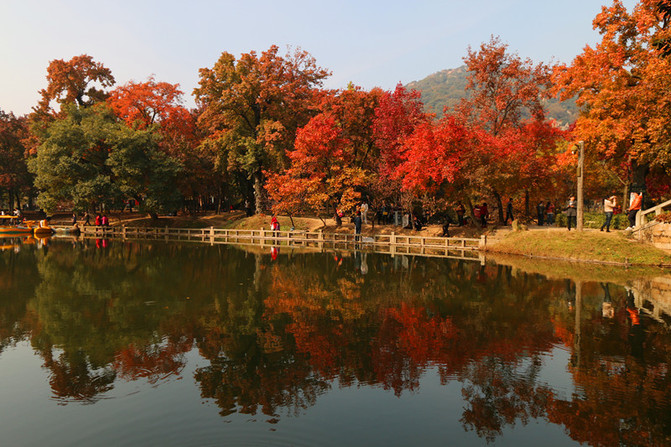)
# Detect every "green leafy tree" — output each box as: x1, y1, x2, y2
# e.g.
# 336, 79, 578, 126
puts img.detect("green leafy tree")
106, 127, 183, 218
0, 110, 33, 209
29, 105, 182, 215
